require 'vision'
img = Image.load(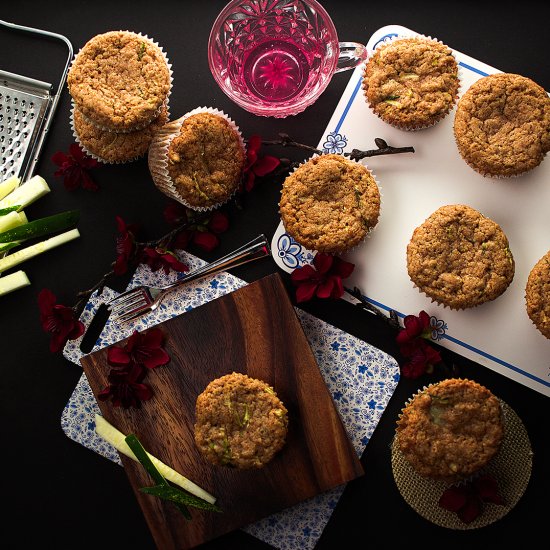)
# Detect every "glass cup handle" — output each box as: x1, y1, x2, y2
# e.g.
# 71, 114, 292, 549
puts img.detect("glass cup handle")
335, 42, 368, 73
